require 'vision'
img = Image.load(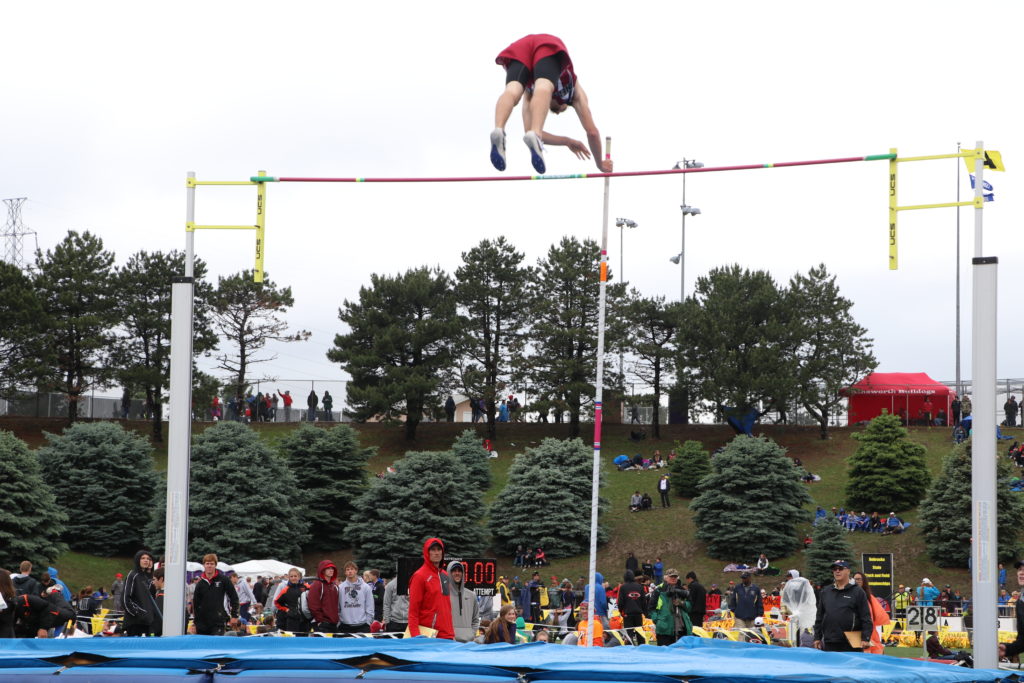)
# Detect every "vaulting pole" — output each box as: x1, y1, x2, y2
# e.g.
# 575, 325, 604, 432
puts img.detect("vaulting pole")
586, 137, 612, 647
